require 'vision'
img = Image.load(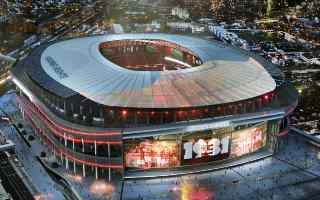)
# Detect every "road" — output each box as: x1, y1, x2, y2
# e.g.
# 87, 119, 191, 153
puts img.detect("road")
121, 132, 320, 200
0, 93, 65, 200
